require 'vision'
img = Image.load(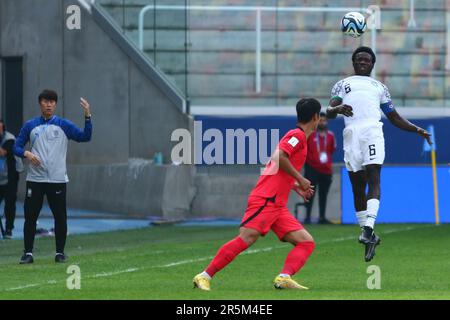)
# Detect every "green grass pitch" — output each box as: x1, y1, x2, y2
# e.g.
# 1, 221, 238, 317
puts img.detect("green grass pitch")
1, 224, 449, 299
